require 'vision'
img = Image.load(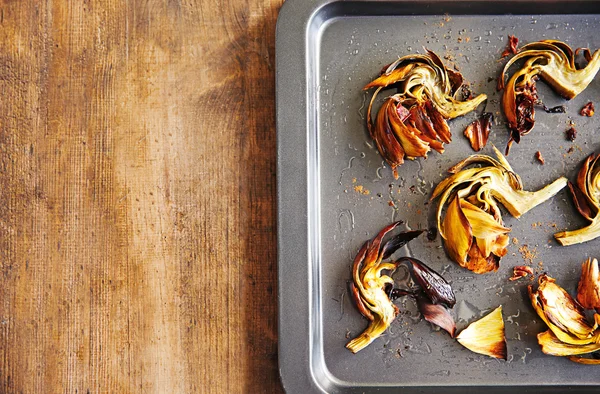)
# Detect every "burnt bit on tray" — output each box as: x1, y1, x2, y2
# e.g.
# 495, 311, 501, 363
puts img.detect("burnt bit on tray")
581, 102, 595, 117
509, 265, 534, 281
542, 104, 567, 114
535, 151, 545, 165
463, 112, 493, 151
501, 35, 519, 58
566, 127, 577, 141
